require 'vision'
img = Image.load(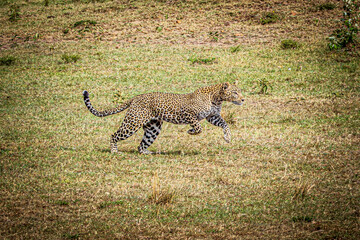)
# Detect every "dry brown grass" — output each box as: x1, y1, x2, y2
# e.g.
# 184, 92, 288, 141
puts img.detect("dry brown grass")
0, 0, 344, 49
